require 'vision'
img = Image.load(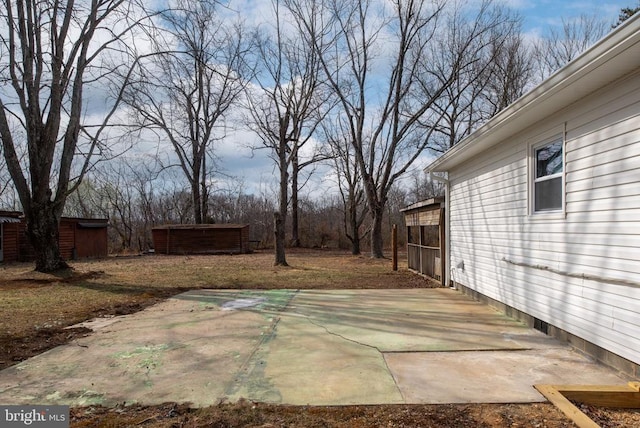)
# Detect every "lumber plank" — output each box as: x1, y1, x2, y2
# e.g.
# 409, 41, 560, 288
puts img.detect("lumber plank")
550, 384, 640, 408
559, 390, 640, 408
534, 385, 600, 428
